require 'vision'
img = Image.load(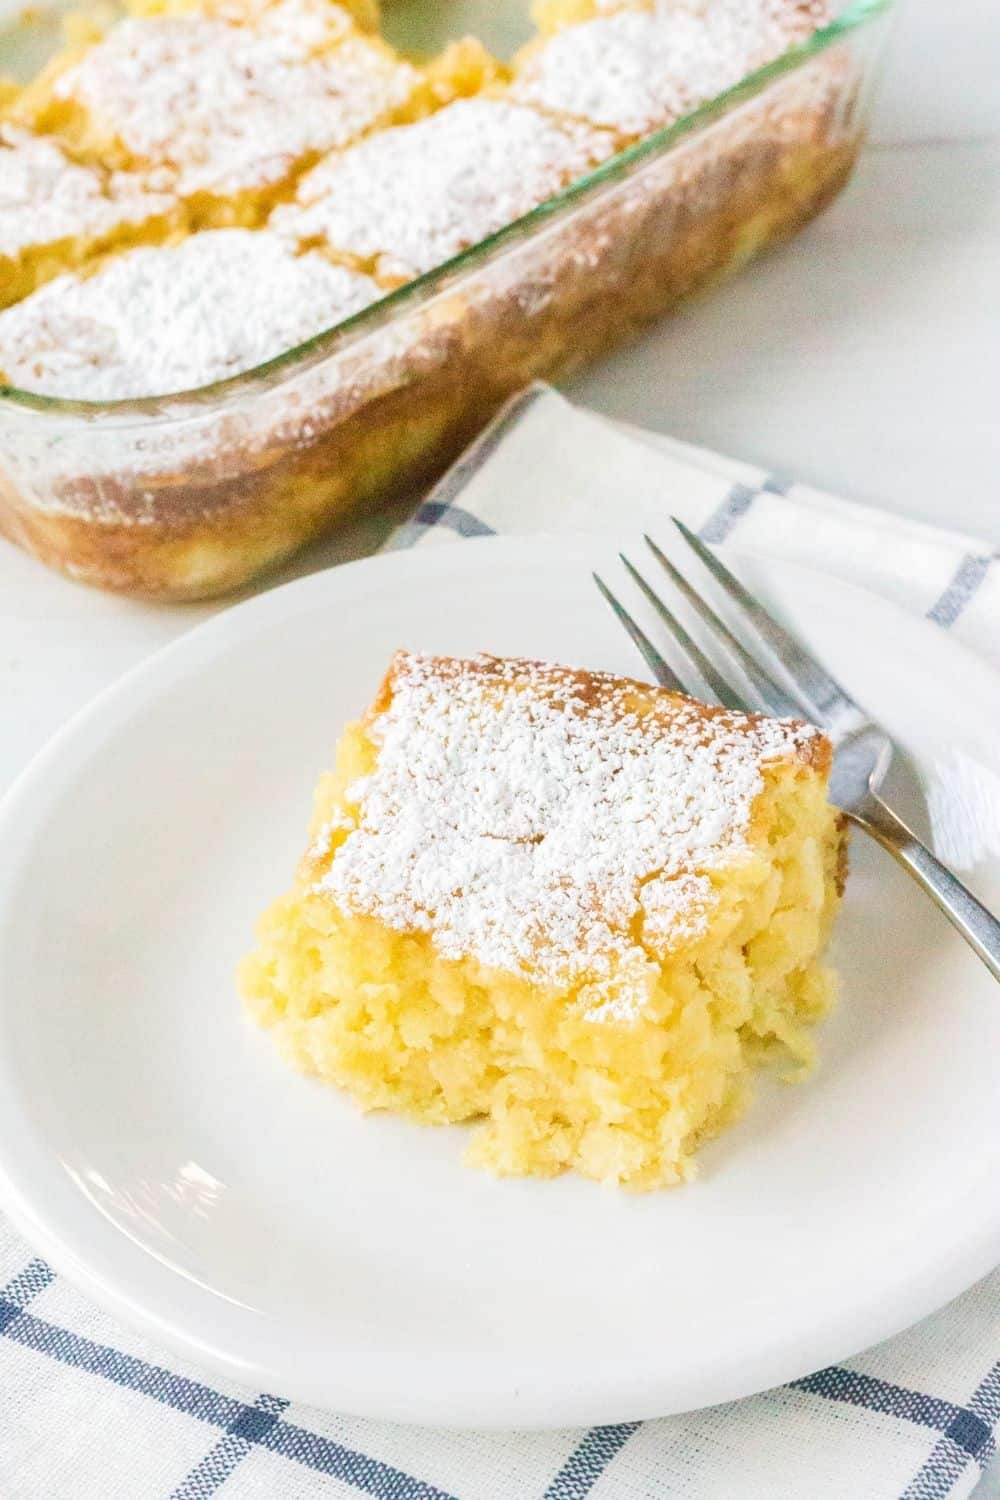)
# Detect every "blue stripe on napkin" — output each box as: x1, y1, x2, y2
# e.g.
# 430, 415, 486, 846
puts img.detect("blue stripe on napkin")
901, 1364, 1000, 1500
543, 1424, 642, 1500
393, 500, 497, 546
170, 1395, 290, 1500
2, 1264, 996, 1500
926, 553, 997, 628
791, 1366, 995, 1460
0, 1257, 456, 1498
405, 440, 996, 633
698, 481, 760, 543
